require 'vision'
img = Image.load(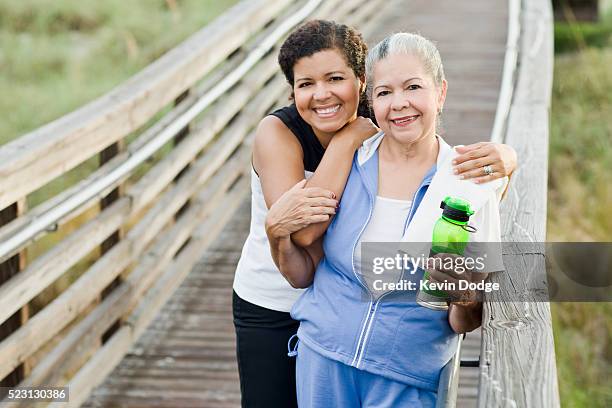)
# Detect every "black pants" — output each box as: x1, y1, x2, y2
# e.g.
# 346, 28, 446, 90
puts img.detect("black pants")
232, 291, 300, 408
